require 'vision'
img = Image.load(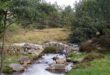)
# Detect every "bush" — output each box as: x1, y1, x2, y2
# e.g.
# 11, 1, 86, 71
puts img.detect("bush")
80, 36, 110, 53
3, 66, 13, 74
68, 52, 86, 60
82, 53, 104, 62
35, 23, 46, 29
95, 35, 110, 52
44, 46, 57, 53
69, 0, 110, 43
74, 62, 91, 69
79, 40, 97, 53
8, 24, 22, 33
